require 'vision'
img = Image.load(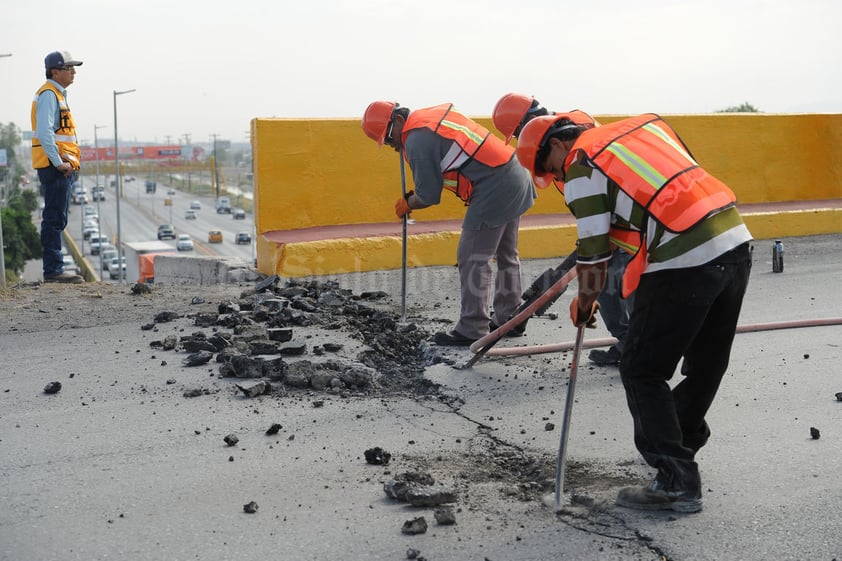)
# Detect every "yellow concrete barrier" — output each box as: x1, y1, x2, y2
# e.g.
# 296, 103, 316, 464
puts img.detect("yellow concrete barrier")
251, 113, 842, 277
